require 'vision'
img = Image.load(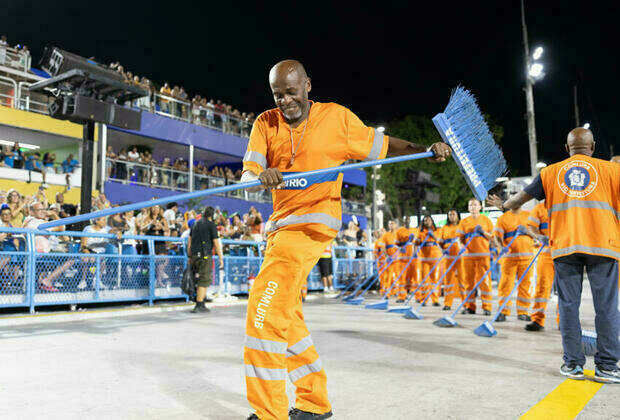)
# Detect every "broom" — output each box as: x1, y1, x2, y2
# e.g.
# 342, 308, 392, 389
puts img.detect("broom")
400, 236, 474, 319
433, 233, 521, 328
473, 245, 546, 337
365, 233, 430, 310
40, 86, 507, 231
